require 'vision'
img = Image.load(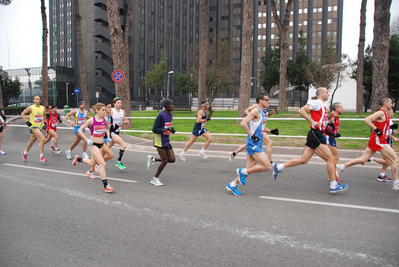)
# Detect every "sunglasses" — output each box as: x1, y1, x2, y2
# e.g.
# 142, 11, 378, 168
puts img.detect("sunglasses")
263, 98, 270, 102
